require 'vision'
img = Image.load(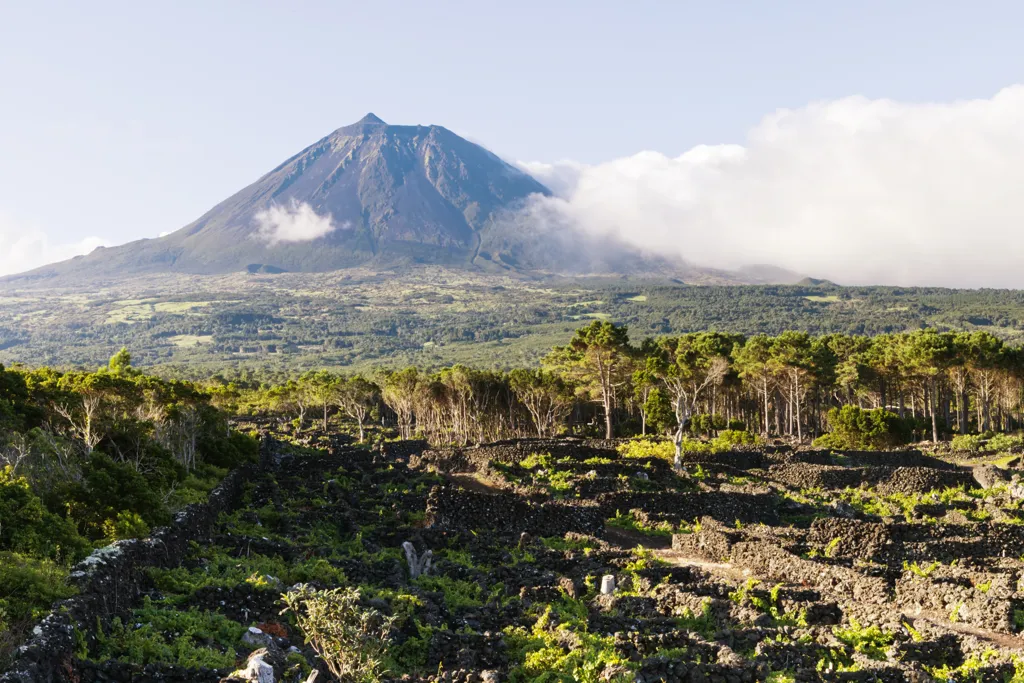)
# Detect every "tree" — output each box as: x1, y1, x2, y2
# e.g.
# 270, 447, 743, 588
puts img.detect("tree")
335, 376, 379, 443
733, 336, 775, 437
50, 372, 130, 454
632, 355, 664, 436
962, 332, 1004, 432
642, 387, 676, 435
768, 331, 815, 441
656, 334, 730, 468
108, 348, 134, 375
902, 330, 954, 442
509, 369, 575, 438
544, 321, 631, 439
380, 368, 419, 439
300, 370, 341, 432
